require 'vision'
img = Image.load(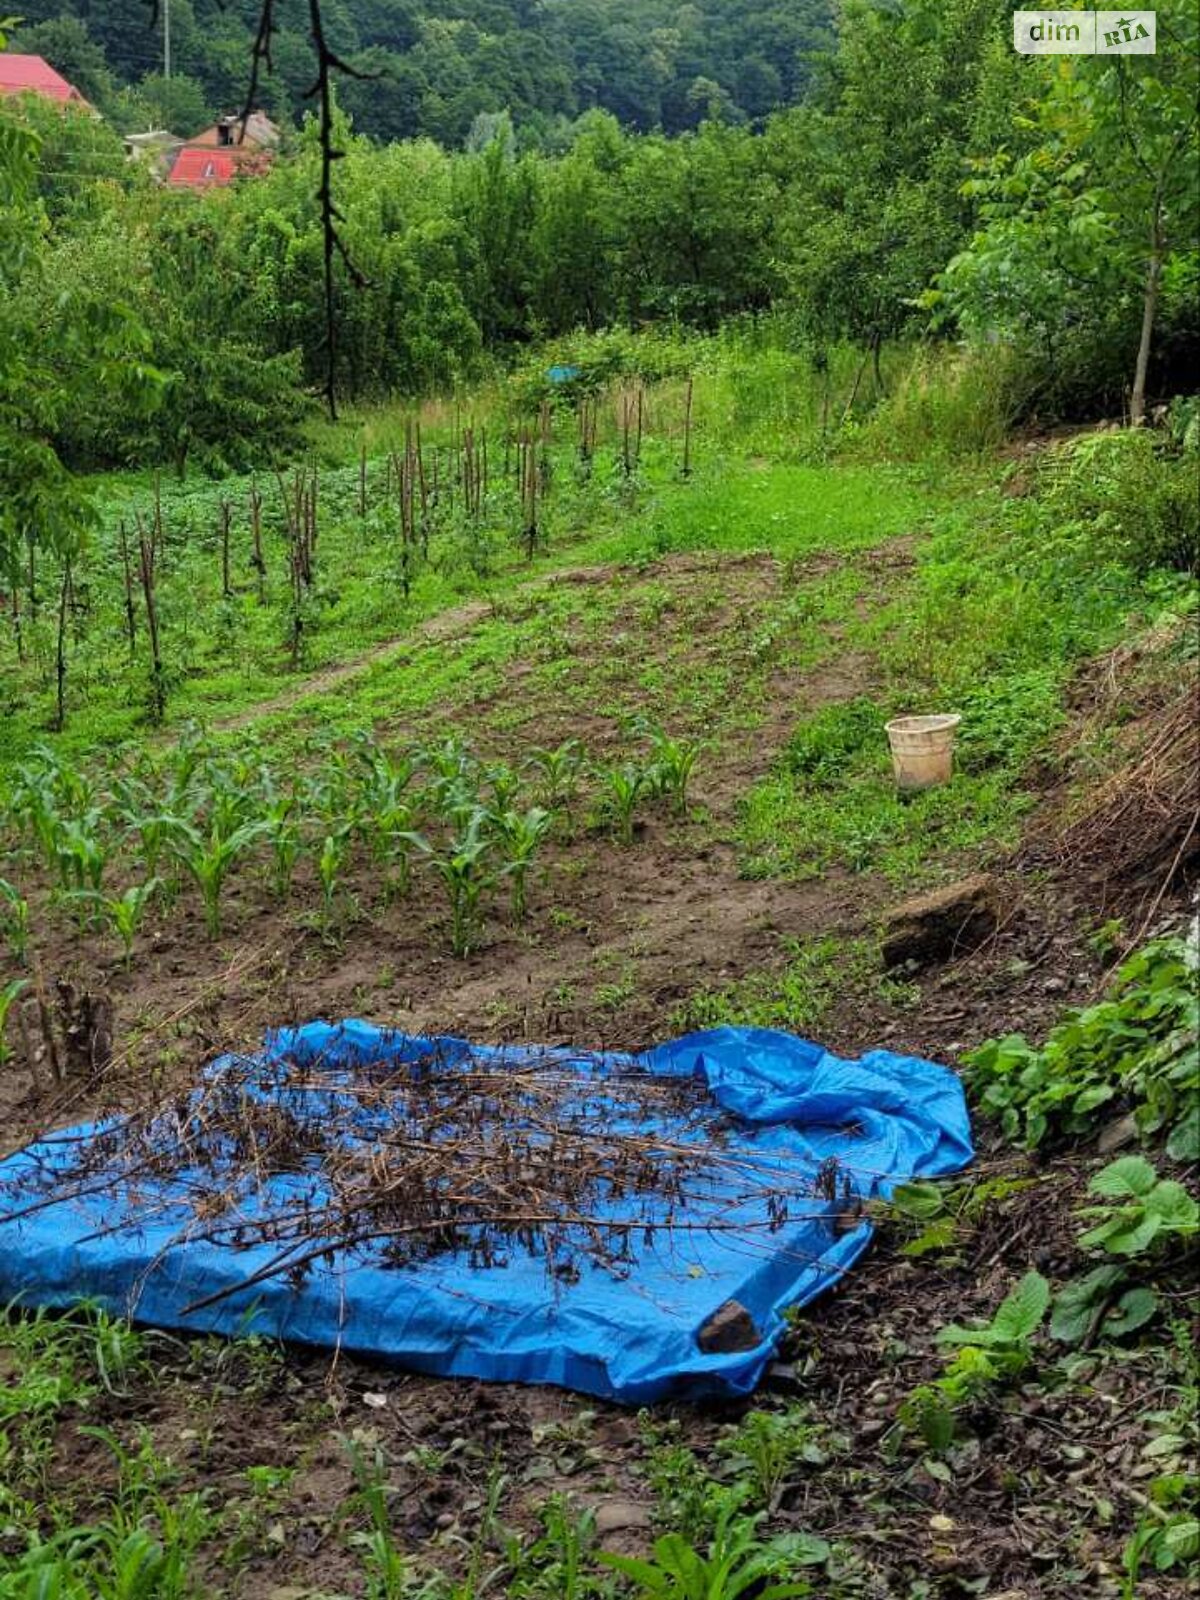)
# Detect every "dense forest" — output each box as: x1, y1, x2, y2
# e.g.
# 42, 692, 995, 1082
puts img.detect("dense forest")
12, 0, 834, 143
